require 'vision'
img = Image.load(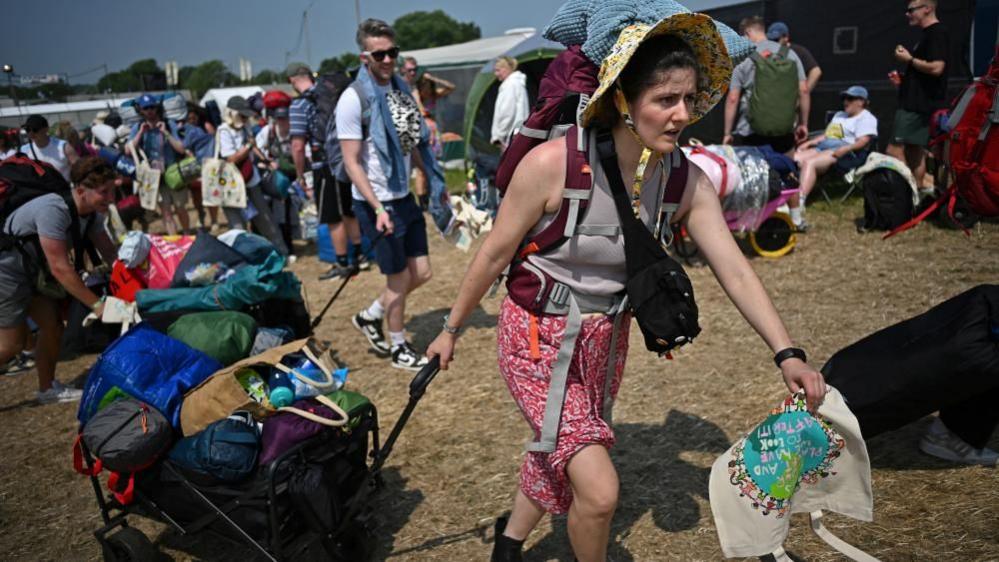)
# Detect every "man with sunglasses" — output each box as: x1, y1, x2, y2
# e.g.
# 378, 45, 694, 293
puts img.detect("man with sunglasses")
337, 18, 436, 371
888, 0, 949, 190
